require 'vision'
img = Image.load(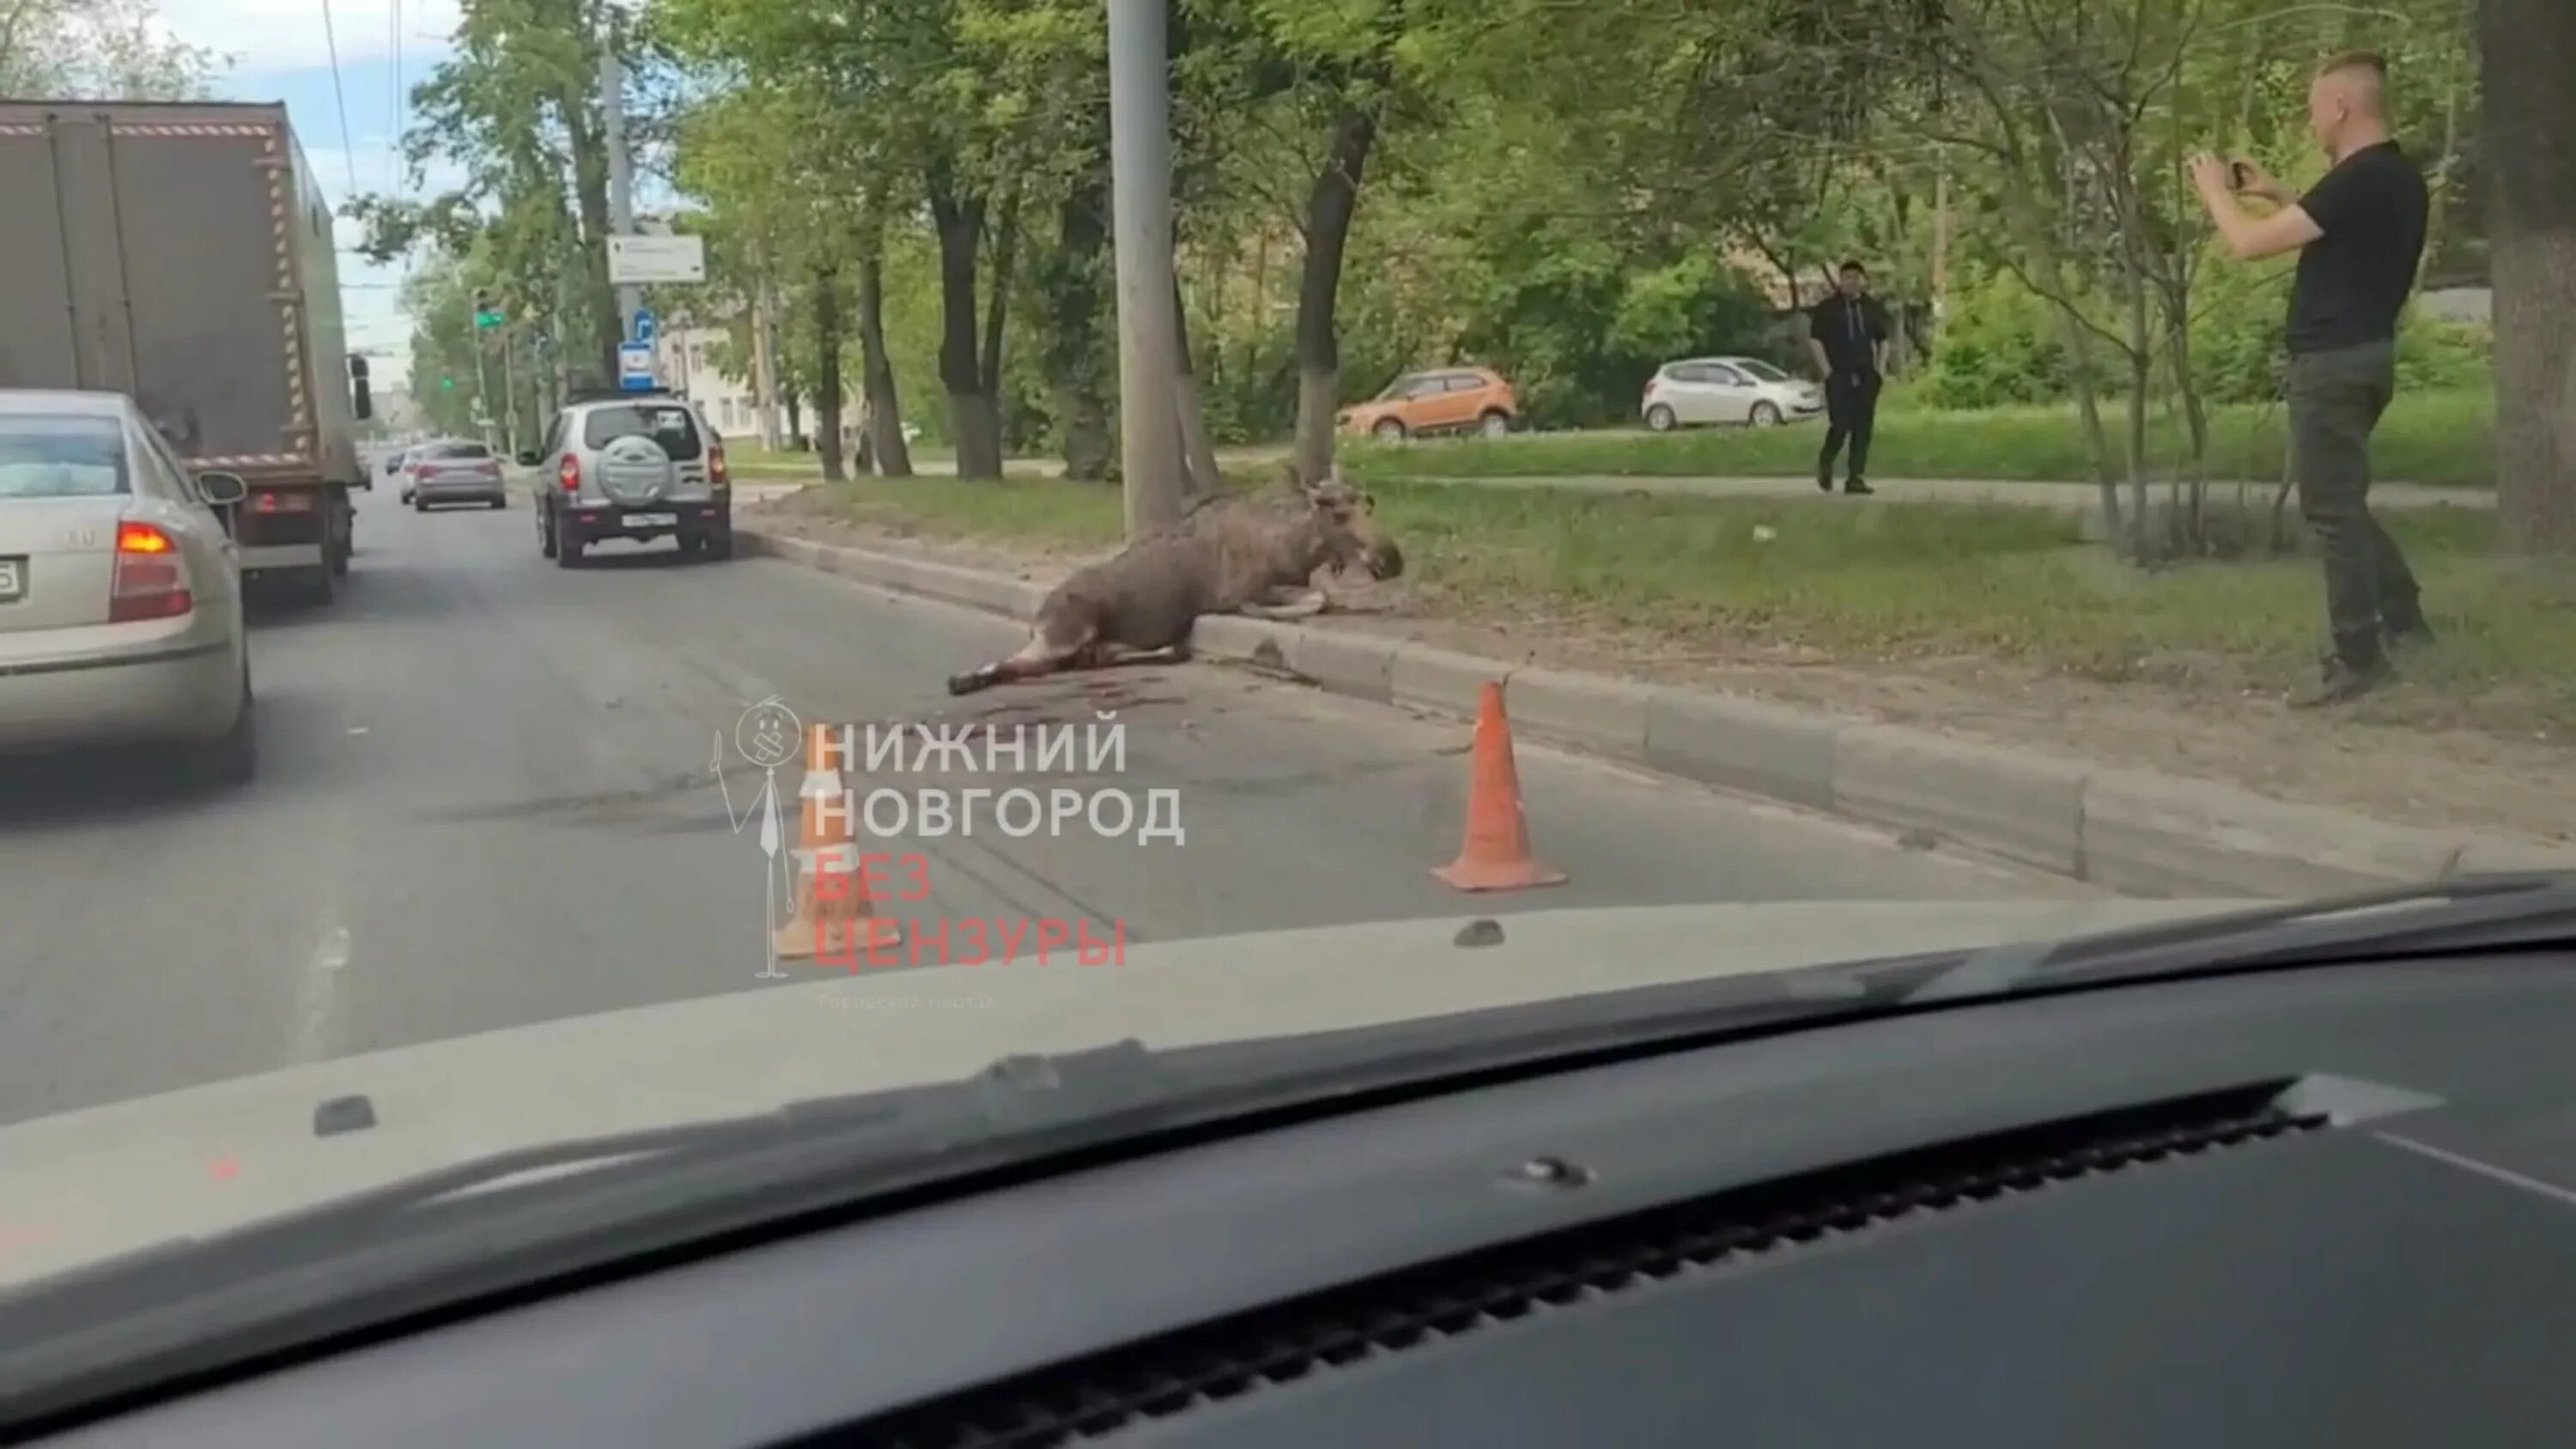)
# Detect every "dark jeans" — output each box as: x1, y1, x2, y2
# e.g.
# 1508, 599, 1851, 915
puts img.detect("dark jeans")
2288, 339, 2422, 667
1817, 370, 1880, 482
